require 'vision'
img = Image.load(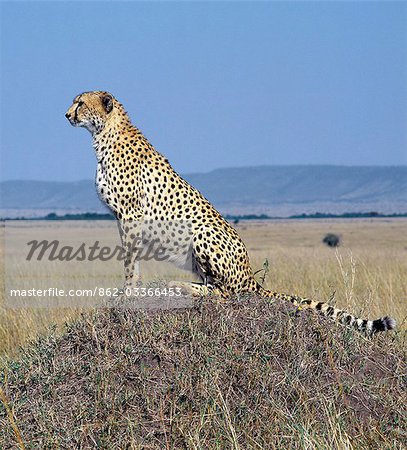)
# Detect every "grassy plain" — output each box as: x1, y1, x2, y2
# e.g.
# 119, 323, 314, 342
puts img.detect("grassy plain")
239, 218, 407, 326
0, 219, 406, 448
1, 218, 406, 356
